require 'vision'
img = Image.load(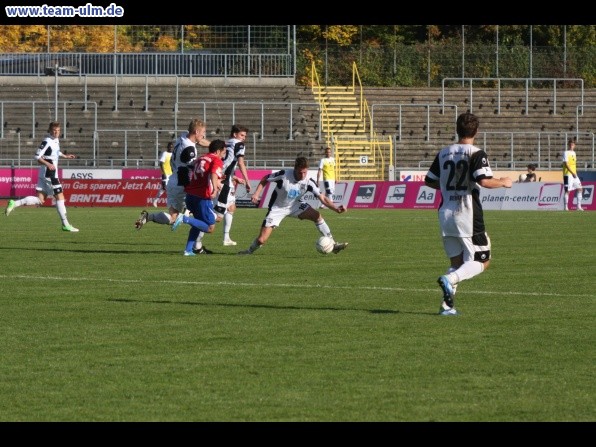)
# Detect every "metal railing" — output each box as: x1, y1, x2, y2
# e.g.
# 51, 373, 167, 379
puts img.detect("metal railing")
0, 100, 97, 140
174, 101, 321, 140
3, 127, 594, 171
0, 52, 294, 78
441, 77, 584, 115
371, 103, 459, 142
0, 131, 324, 169
414, 131, 595, 170
576, 104, 596, 134
0, 98, 322, 161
